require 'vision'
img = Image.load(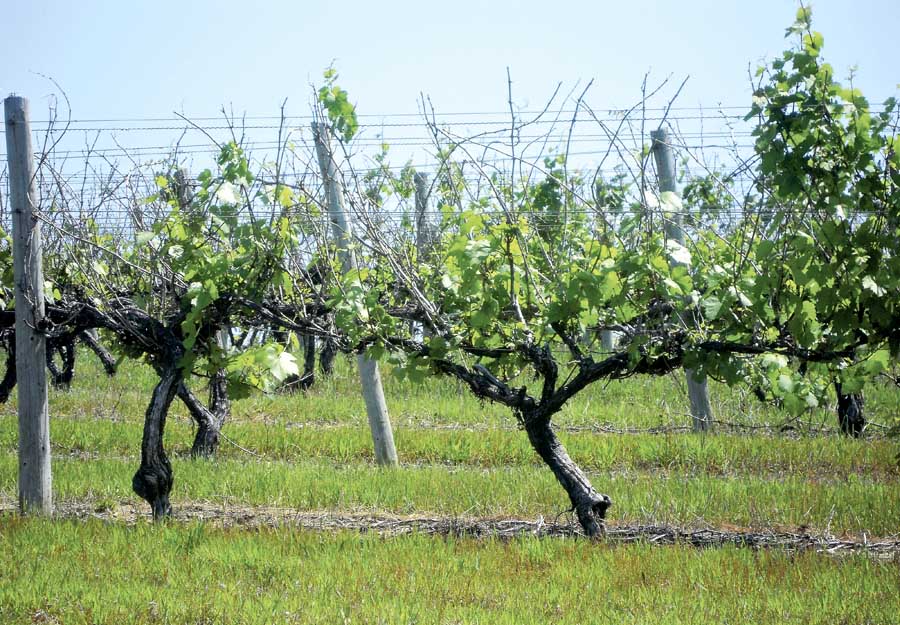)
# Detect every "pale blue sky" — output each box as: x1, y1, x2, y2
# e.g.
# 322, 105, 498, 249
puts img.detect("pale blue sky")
4, 0, 898, 119
2, 0, 899, 185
